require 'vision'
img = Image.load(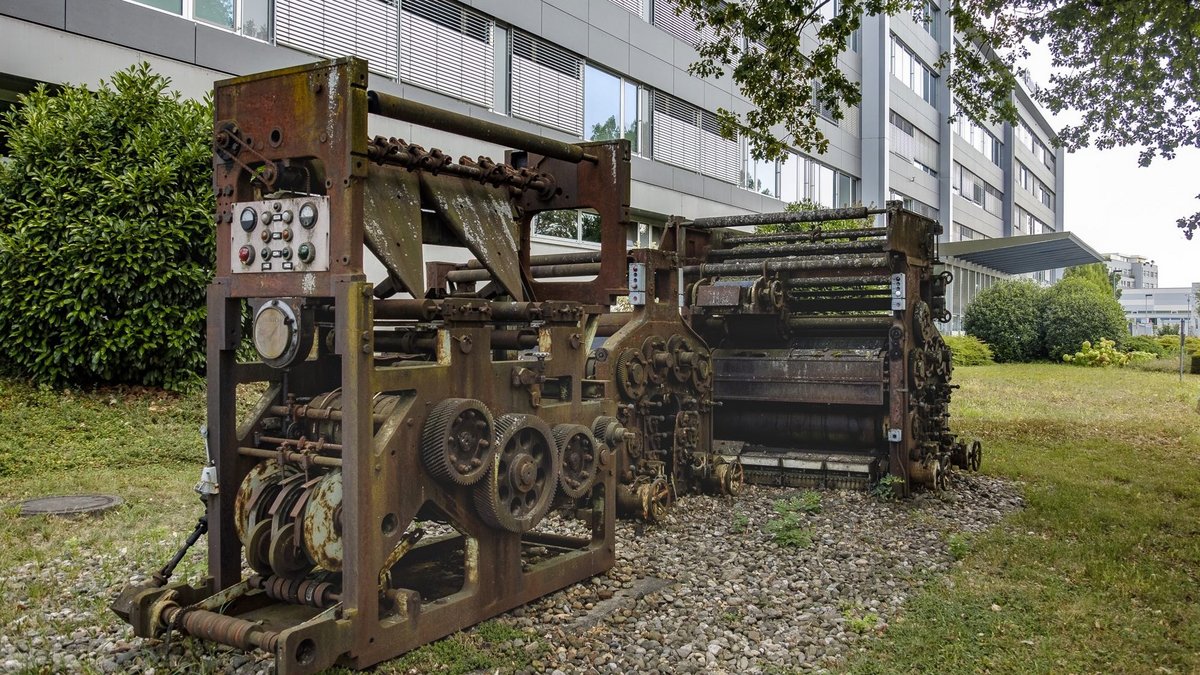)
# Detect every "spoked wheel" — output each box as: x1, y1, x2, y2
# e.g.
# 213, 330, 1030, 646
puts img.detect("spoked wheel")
474, 414, 560, 533
968, 439, 983, 472
421, 398, 495, 485
552, 424, 599, 500
714, 460, 744, 496
638, 476, 672, 523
